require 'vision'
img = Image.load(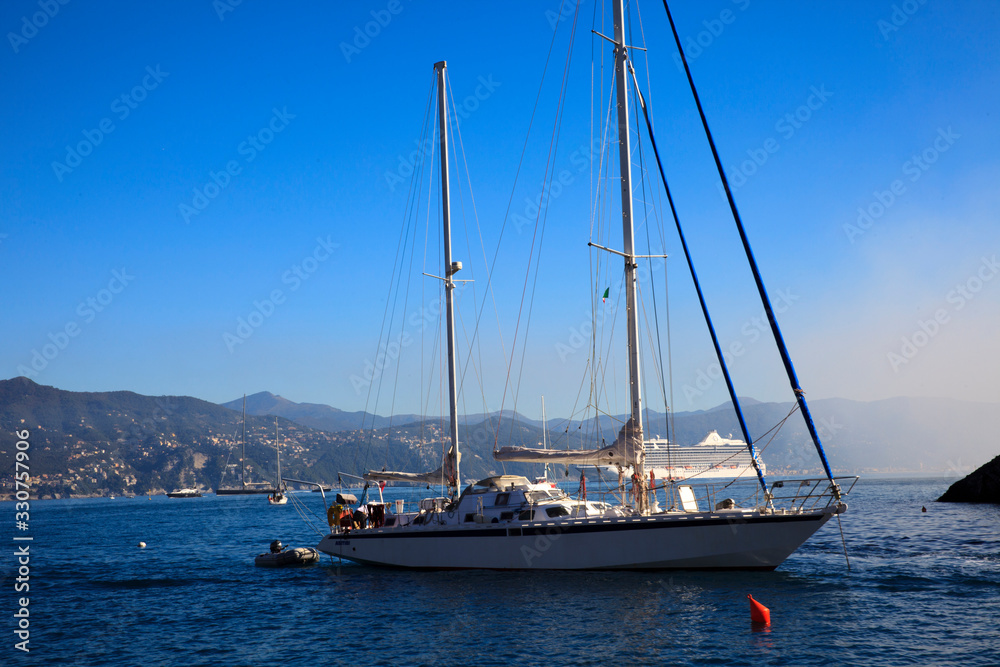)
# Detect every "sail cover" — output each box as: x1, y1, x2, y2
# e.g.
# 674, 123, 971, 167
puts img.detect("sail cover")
364, 445, 460, 485
494, 418, 644, 468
